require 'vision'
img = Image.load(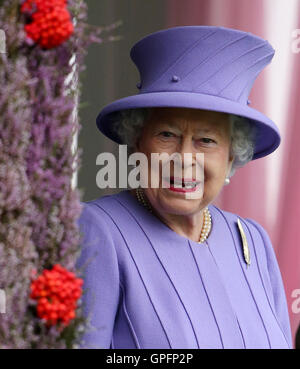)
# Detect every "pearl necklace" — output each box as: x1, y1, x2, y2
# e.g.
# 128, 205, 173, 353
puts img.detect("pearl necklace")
135, 188, 212, 244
